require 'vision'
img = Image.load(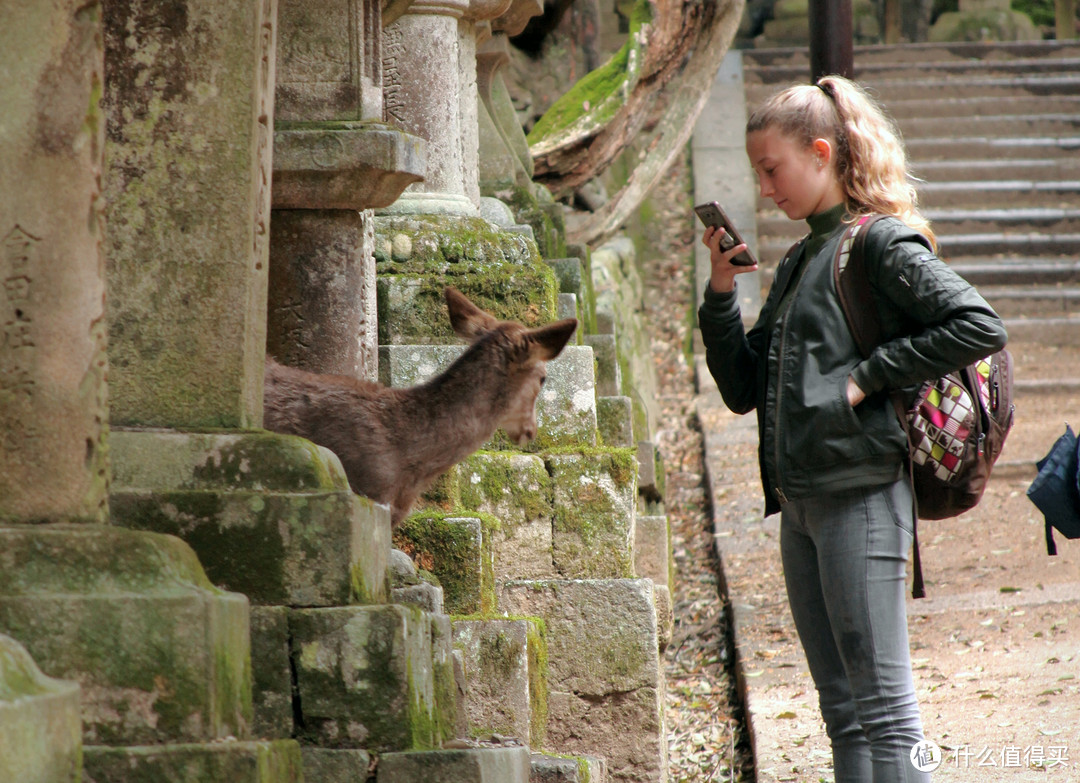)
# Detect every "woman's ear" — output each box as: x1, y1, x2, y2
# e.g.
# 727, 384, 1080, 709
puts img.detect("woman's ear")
811, 138, 833, 167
